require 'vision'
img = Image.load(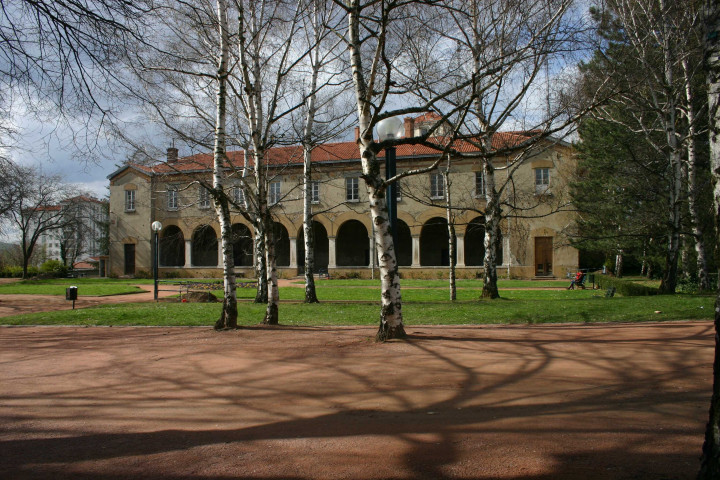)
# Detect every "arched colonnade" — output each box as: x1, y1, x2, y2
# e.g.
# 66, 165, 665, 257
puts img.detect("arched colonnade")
157, 215, 506, 270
